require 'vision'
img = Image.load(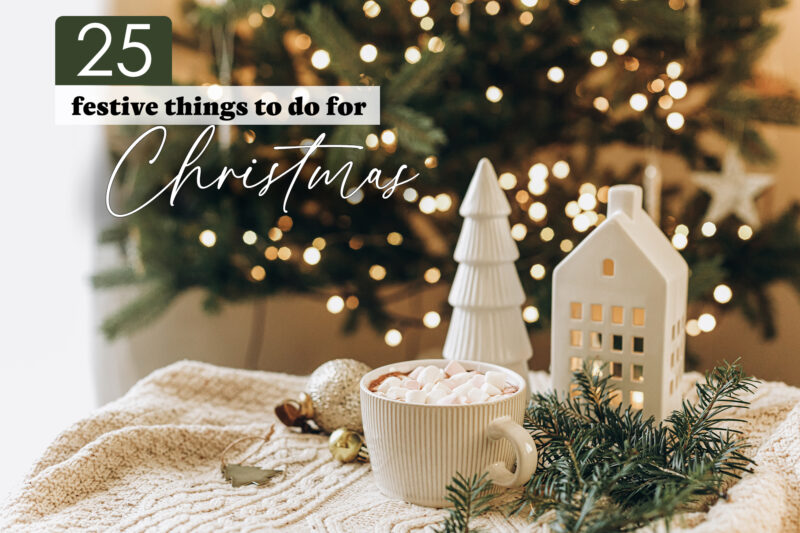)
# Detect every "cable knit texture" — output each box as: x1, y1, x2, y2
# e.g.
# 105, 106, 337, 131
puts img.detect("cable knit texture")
2, 360, 799, 532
